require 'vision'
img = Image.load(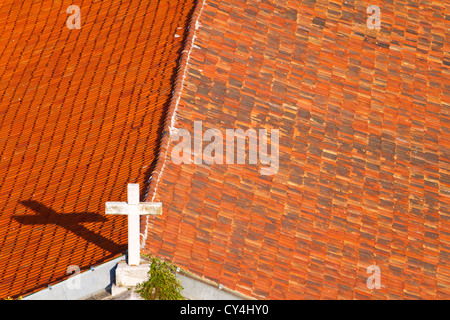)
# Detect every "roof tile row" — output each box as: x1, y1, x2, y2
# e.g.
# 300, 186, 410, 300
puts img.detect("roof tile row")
0, 0, 196, 298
